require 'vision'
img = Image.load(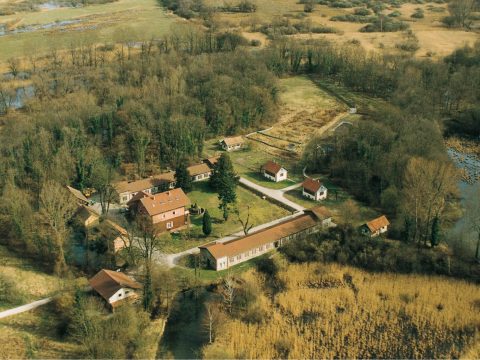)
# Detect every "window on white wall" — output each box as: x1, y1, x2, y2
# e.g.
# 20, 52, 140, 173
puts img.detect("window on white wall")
167, 222, 173, 229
